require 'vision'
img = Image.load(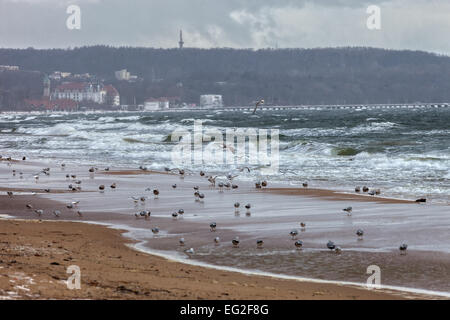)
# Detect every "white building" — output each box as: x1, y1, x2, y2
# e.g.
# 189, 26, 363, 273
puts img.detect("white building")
52, 82, 107, 104
144, 98, 170, 111
200, 94, 223, 108
115, 69, 131, 81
